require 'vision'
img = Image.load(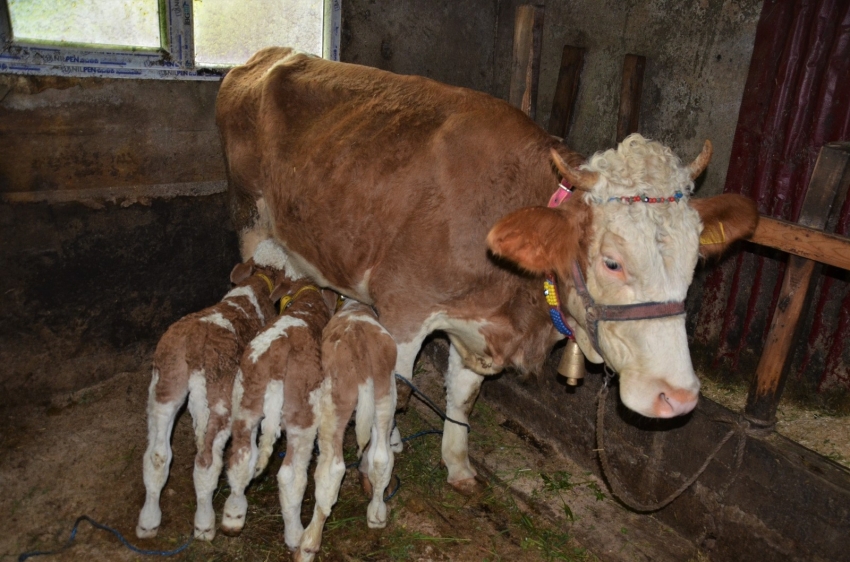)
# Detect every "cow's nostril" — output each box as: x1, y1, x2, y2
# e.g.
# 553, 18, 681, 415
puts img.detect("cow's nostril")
654, 390, 698, 418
